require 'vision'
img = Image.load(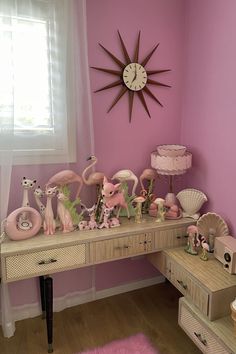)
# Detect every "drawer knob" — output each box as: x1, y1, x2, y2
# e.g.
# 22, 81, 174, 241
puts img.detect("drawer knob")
194, 332, 207, 346
177, 279, 187, 290
38, 258, 57, 265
